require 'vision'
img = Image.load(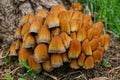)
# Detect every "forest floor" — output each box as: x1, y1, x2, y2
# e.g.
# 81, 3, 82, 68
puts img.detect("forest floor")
0, 33, 120, 80
0, 0, 120, 80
